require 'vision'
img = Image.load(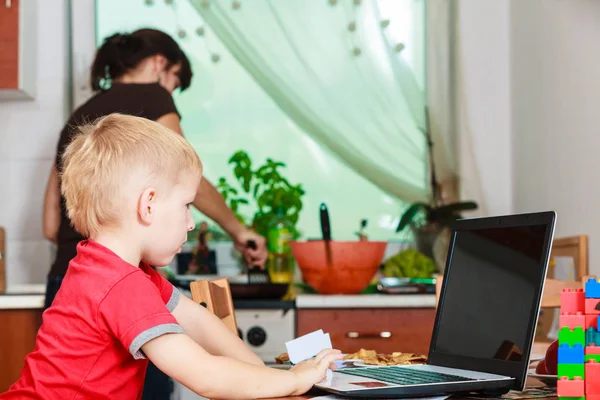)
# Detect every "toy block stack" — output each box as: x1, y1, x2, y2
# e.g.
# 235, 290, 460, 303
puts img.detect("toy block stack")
559, 280, 600, 400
